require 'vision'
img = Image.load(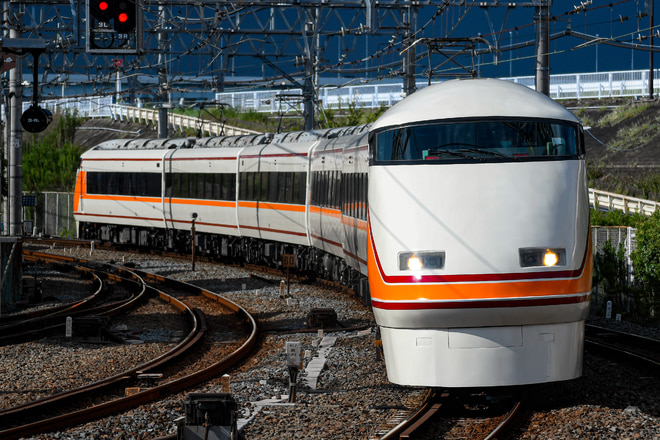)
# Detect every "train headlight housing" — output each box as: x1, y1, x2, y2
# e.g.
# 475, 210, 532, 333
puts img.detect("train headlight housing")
399, 251, 445, 271
519, 248, 566, 268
